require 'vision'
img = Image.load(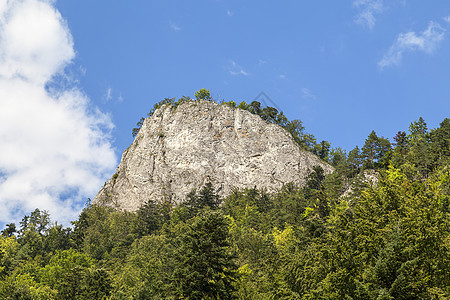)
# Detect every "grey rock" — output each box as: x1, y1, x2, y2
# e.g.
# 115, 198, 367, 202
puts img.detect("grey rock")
93, 100, 334, 211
